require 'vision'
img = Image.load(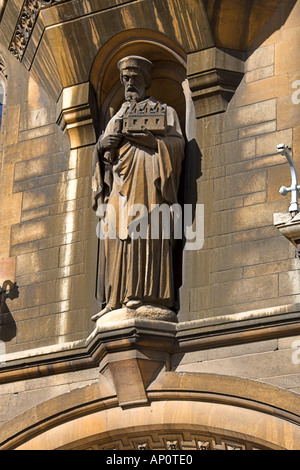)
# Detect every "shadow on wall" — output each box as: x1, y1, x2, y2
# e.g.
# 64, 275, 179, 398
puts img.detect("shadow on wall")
173, 137, 203, 310
248, 0, 297, 52
0, 280, 18, 342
